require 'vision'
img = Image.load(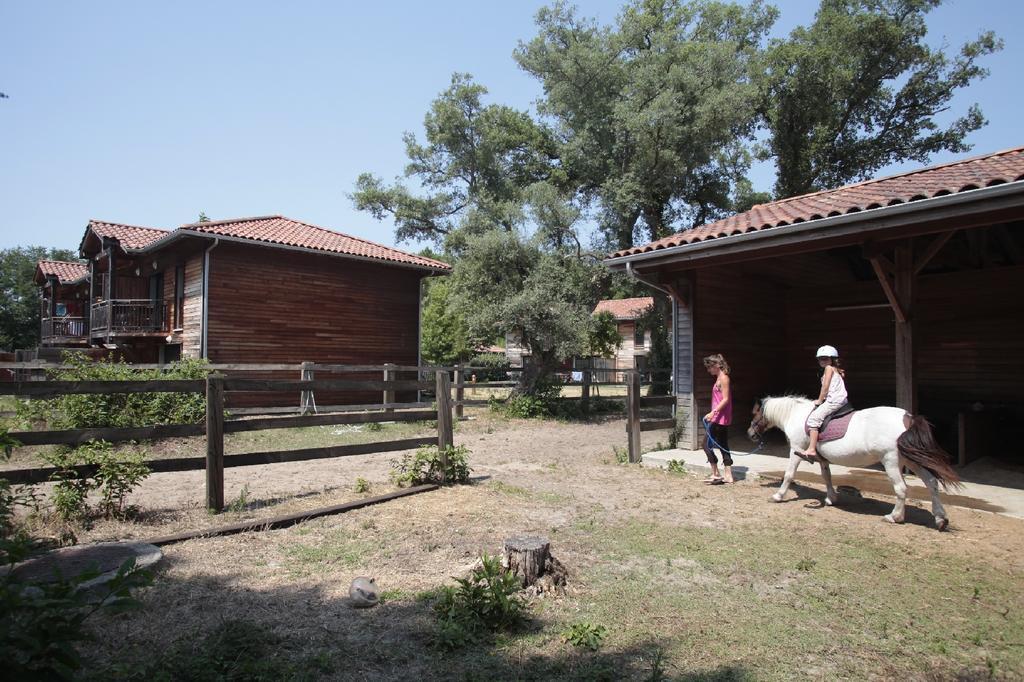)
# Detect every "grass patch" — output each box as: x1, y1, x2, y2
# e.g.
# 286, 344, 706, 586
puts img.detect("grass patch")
569, 519, 1024, 680
489, 480, 567, 504
282, 529, 376, 576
